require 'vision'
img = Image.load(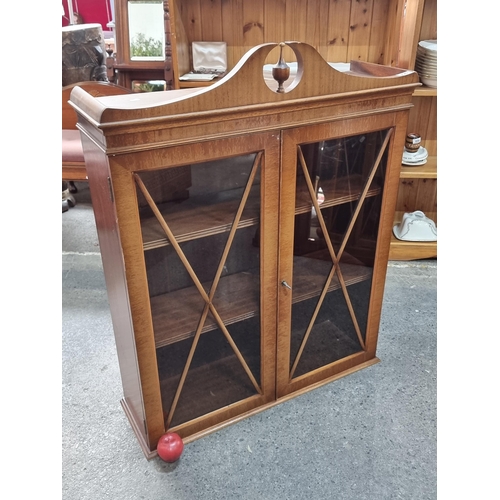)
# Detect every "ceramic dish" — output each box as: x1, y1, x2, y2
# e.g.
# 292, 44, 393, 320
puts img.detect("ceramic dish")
415, 62, 437, 72
393, 211, 437, 241
418, 40, 437, 52
402, 158, 428, 166
402, 146, 428, 161
416, 48, 437, 58
420, 76, 437, 87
